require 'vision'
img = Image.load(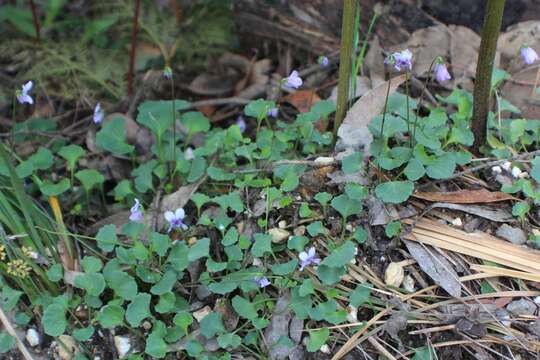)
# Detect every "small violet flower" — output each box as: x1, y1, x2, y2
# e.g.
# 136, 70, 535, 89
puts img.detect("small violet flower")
434, 63, 451, 83
283, 70, 303, 89
520, 45, 539, 65
318, 55, 329, 67
93, 103, 104, 124
299, 247, 321, 271
385, 49, 413, 72
502, 161, 512, 172
267, 107, 279, 118
254, 276, 271, 288
163, 66, 173, 80
491, 165, 502, 174
164, 208, 188, 232
236, 115, 247, 133
511, 166, 522, 178
184, 147, 195, 160
129, 198, 144, 223
16, 81, 33, 105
